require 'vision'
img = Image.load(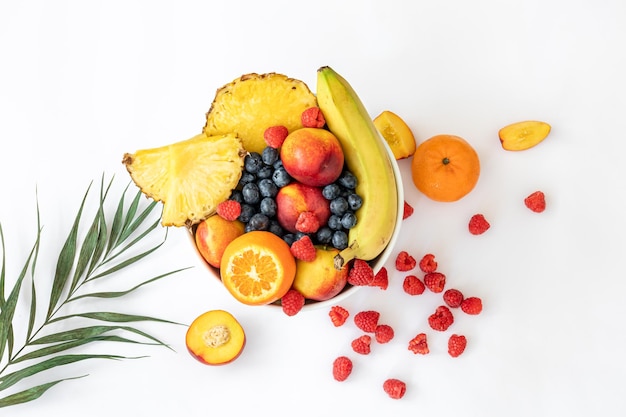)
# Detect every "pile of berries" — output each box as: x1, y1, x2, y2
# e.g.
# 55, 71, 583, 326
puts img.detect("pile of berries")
222, 113, 363, 252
